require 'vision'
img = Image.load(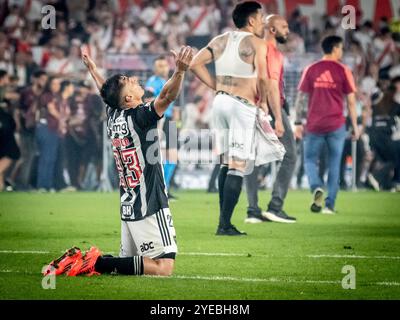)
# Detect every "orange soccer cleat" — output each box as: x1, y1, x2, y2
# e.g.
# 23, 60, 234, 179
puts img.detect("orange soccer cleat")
42, 247, 82, 276
67, 246, 102, 276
